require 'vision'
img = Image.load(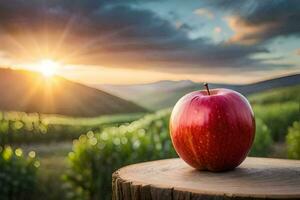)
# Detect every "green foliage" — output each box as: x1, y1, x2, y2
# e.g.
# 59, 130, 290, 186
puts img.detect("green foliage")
253, 102, 299, 141
286, 121, 300, 159
35, 157, 69, 200
0, 111, 144, 145
249, 85, 300, 105
64, 101, 298, 199
1, 85, 298, 200
17, 142, 72, 200
249, 118, 273, 157
64, 110, 177, 200
249, 85, 299, 143
0, 146, 39, 200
